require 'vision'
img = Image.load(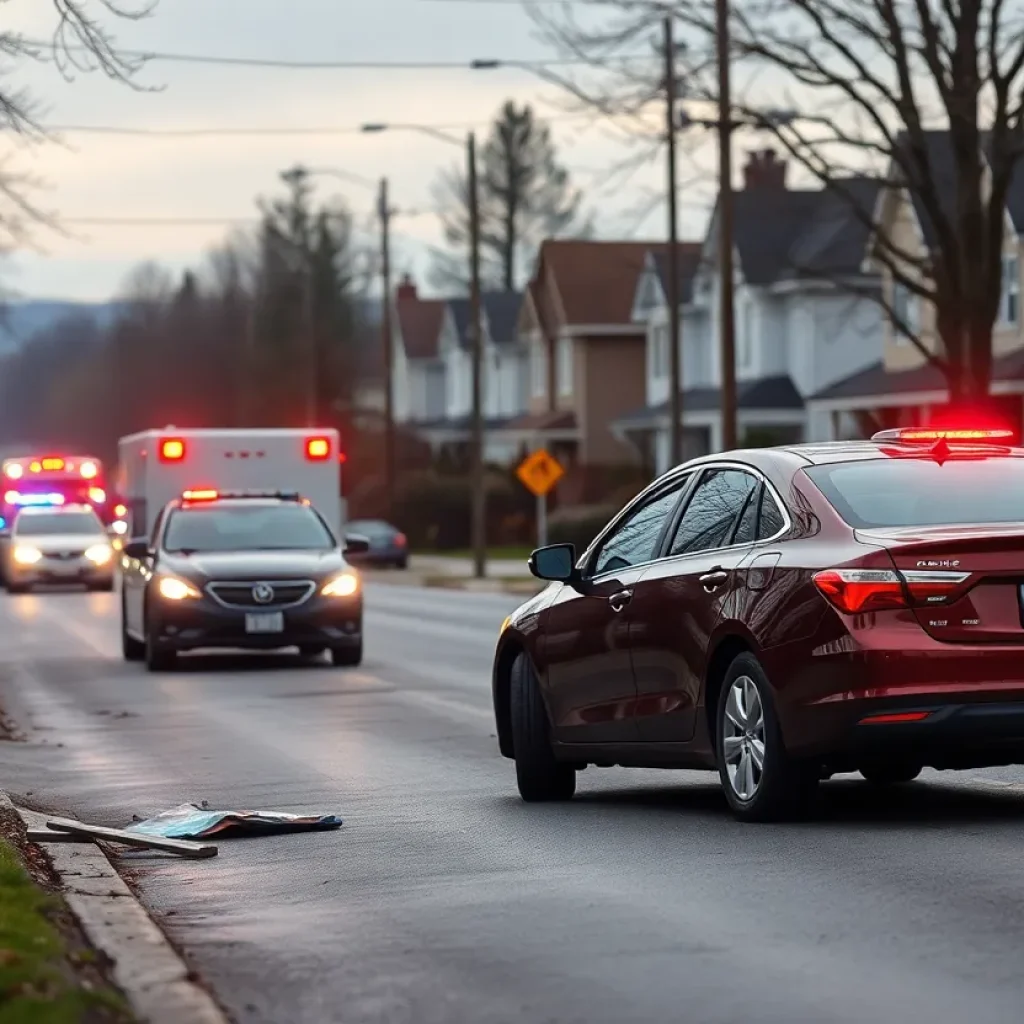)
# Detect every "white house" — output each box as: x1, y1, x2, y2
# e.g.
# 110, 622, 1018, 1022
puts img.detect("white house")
392, 278, 528, 463
616, 149, 886, 473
